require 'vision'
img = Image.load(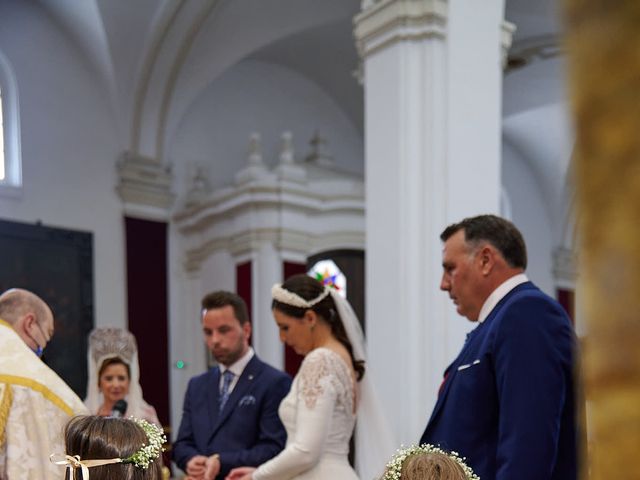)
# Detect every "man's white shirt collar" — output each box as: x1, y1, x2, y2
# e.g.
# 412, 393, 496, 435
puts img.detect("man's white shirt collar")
220, 346, 254, 377
477, 273, 529, 323
218, 347, 254, 393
